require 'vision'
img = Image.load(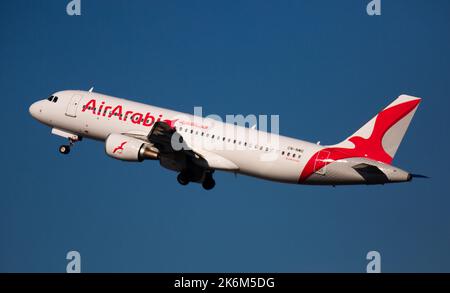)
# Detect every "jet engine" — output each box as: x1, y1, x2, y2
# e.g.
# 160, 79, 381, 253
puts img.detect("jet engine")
105, 133, 159, 161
